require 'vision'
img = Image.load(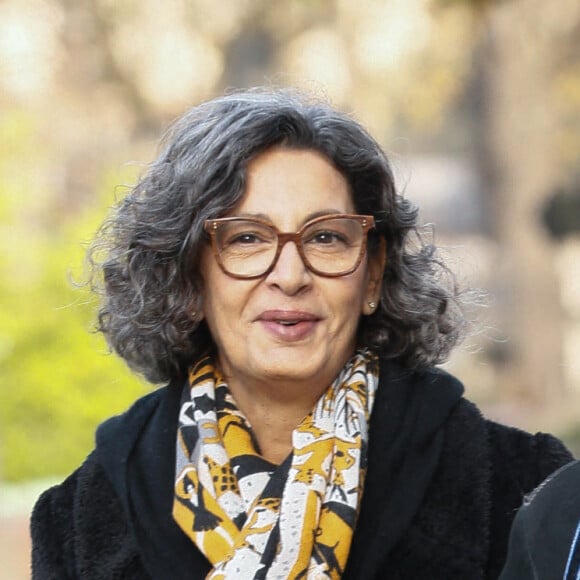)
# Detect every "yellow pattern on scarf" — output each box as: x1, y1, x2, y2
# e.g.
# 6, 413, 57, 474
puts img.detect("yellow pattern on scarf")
172, 351, 378, 579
